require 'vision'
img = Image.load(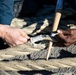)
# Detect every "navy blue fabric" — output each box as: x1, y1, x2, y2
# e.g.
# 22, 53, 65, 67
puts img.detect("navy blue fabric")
0, 0, 75, 25
66, 0, 76, 9
0, 0, 14, 25
17, 0, 55, 17
18, 0, 46, 17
